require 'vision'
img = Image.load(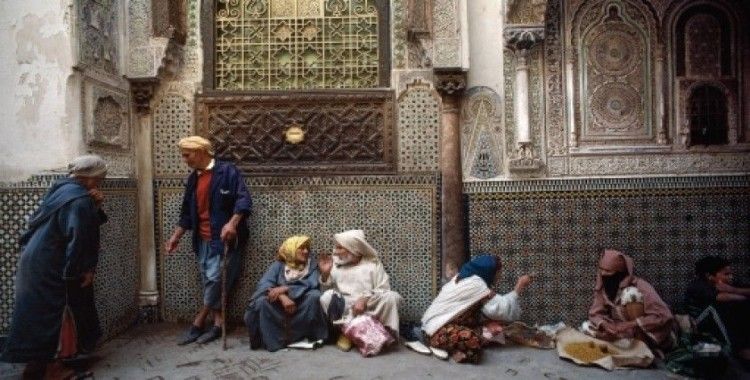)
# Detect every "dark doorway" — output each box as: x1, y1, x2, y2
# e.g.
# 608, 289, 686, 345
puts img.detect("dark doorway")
688, 85, 728, 146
